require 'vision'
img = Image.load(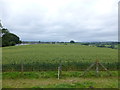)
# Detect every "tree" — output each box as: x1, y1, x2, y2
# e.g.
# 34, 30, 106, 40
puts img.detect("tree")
0, 21, 21, 47
2, 33, 21, 47
0, 28, 9, 37
70, 40, 75, 43
1, 28, 21, 47
1, 28, 9, 34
